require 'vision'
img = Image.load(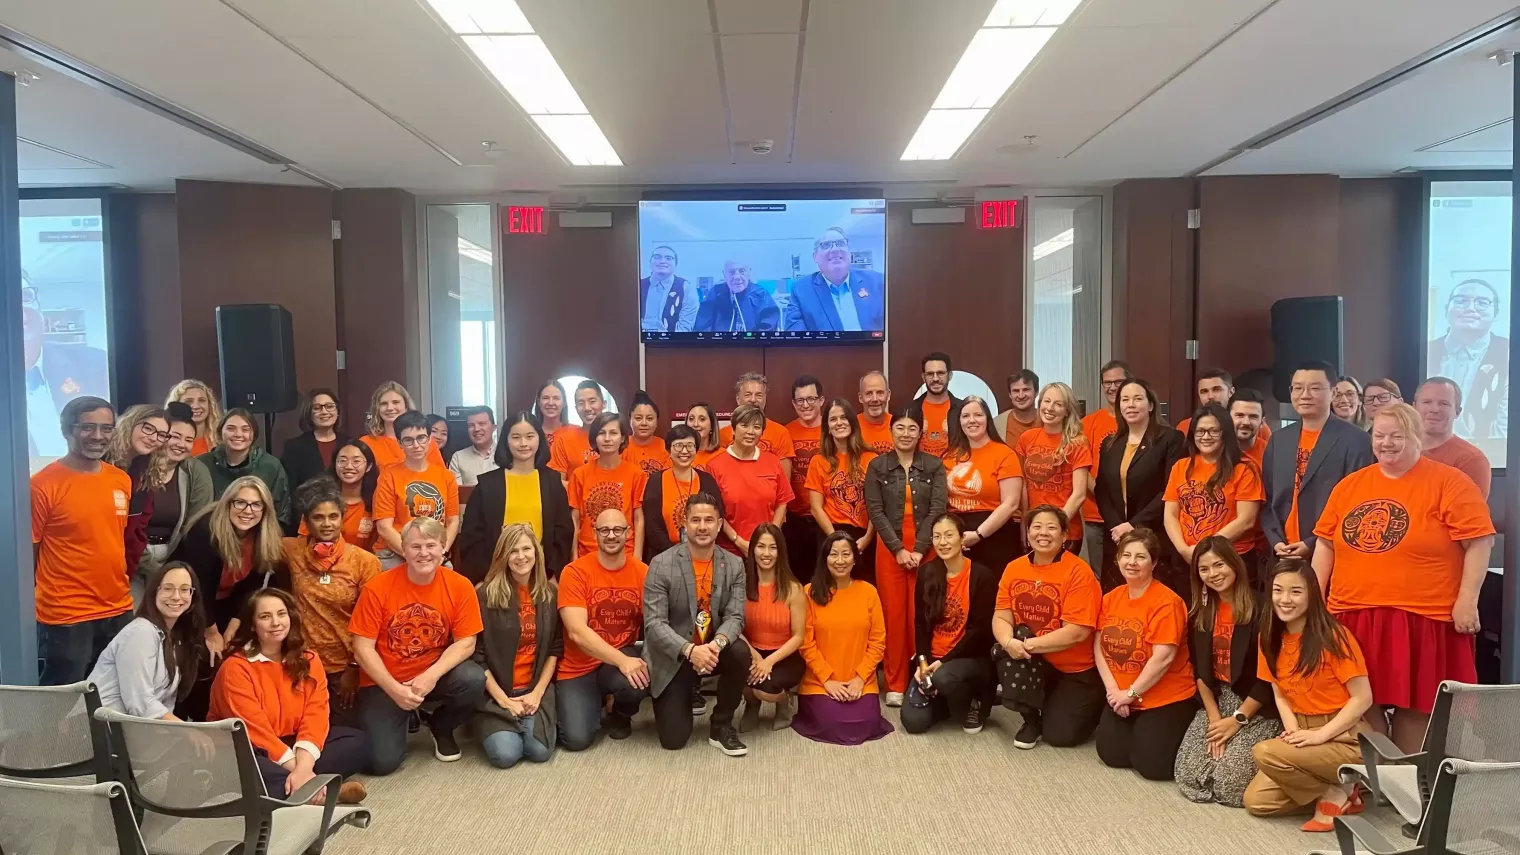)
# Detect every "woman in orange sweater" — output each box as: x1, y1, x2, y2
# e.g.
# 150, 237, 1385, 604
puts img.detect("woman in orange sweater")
210, 588, 368, 804
793, 532, 892, 745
